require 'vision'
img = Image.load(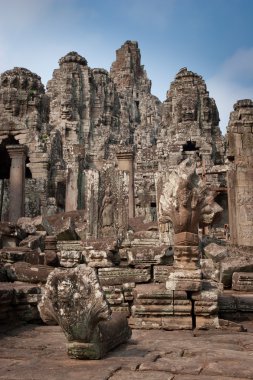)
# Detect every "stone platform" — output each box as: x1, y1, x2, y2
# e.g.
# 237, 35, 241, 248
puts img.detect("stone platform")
0, 322, 253, 379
